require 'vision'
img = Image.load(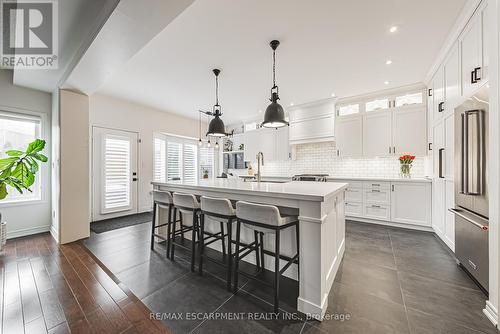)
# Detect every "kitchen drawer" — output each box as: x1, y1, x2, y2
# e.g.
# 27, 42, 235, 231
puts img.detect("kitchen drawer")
364, 204, 390, 221
363, 188, 391, 204
335, 180, 363, 189
345, 202, 363, 217
345, 187, 363, 202
363, 181, 390, 190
